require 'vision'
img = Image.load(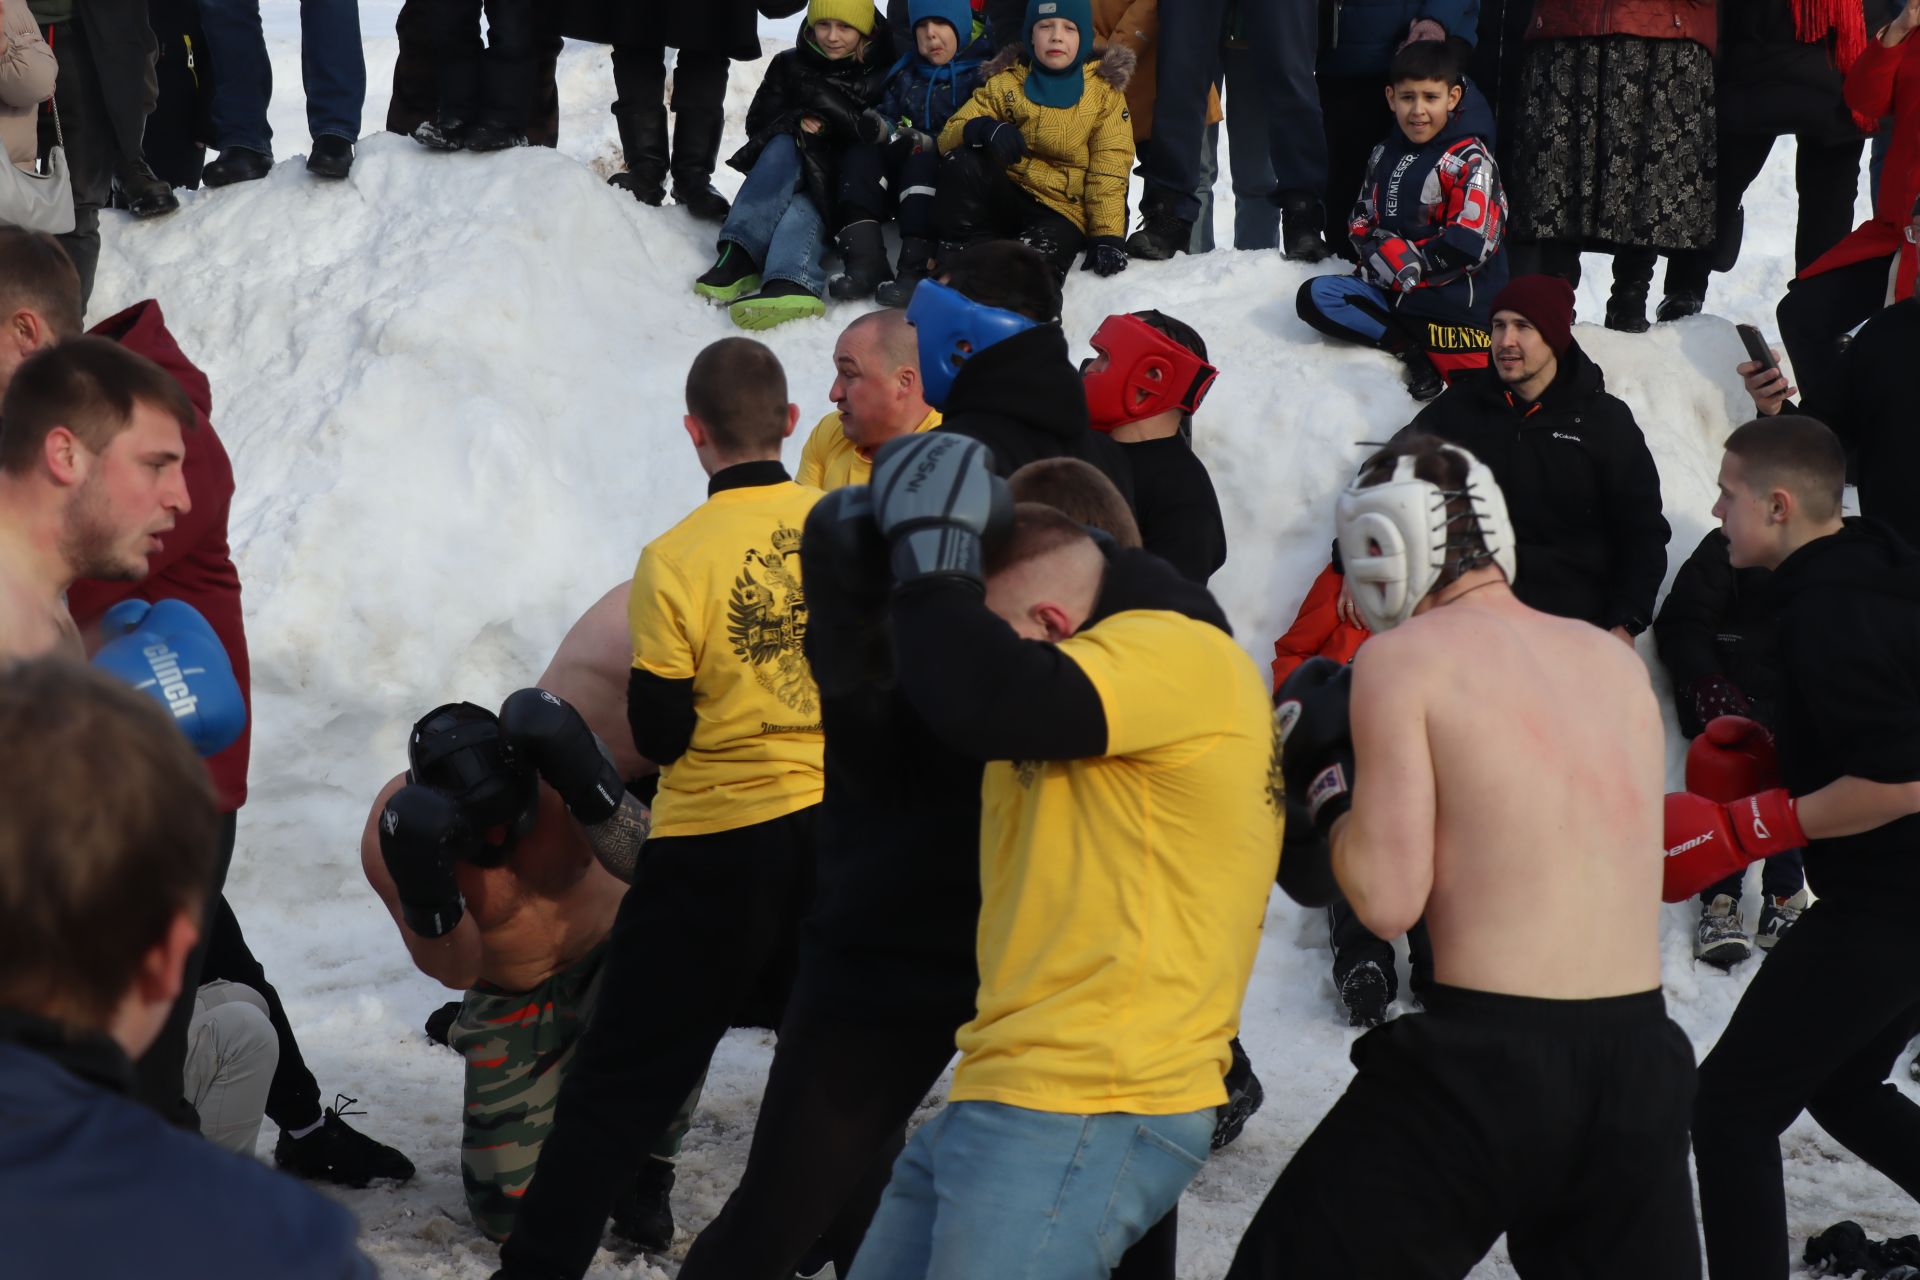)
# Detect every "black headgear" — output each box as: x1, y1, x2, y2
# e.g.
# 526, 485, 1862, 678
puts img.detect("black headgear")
407, 702, 538, 866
